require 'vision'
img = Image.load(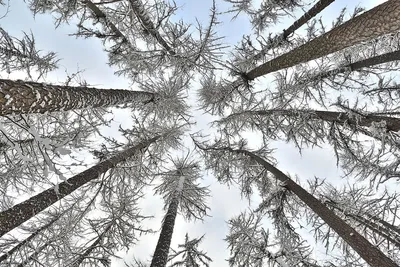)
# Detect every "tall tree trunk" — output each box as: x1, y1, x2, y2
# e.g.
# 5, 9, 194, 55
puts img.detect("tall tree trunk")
245, 0, 400, 80
71, 221, 113, 267
252, 0, 335, 62
307, 49, 400, 82
0, 79, 155, 116
325, 200, 400, 248
226, 109, 400, 132
83, 0, 129, 43
16, 240, 52, 267
150, 196, 180, 267
128, 0, 176, 55
0, 211, 63, 262
0, 135, 160, 237
203, 145, 397, 267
